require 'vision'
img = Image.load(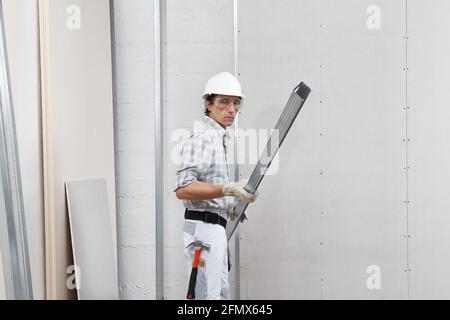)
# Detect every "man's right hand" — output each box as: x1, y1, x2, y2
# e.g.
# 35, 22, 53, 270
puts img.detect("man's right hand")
222, 179, 258, 203
228, 205, 248, 223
